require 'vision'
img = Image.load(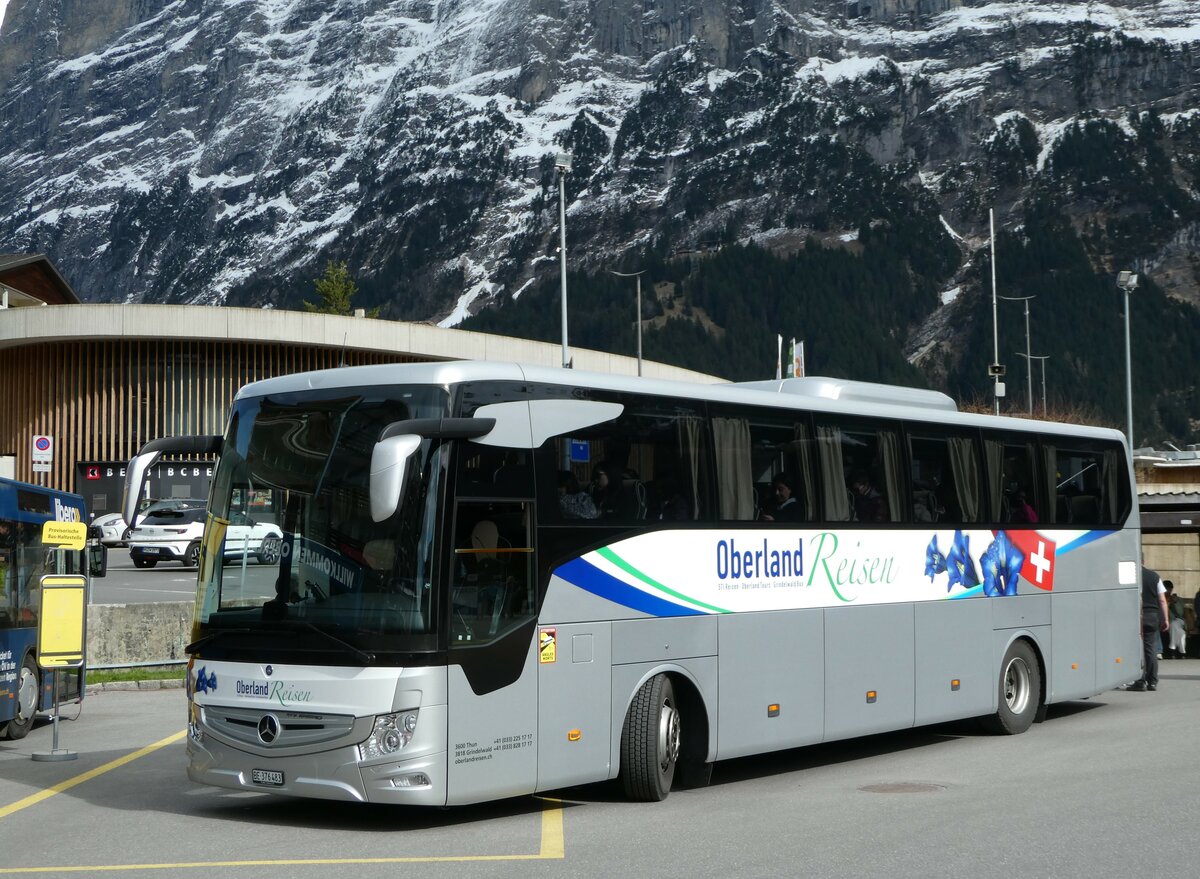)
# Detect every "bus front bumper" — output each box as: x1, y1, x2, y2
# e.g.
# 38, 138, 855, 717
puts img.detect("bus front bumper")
186, 736, 448, 806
